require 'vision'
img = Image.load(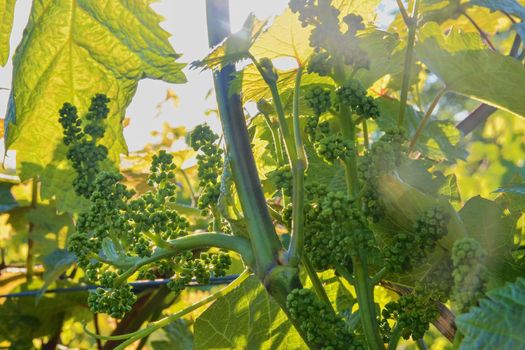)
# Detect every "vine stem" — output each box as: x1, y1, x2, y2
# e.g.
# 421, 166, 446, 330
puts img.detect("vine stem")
302, 255, 334, 312
288, 66, 307, 267
249, 54, 298, 164
261, 111, 284, 165
26, 177, 38, 283
85, 270, 251, 349
353, 257, 385, 350
408, 87, 447, 152
461, 10, 496, 51
395, 0, 410, 25
398, 0, 420, 128
387, 322, 403, 350
207, 0, 281, 277
114, 233, 254, 285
